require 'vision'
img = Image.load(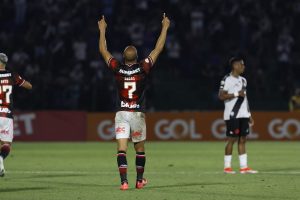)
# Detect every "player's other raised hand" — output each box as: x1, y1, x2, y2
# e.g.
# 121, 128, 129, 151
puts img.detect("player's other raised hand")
98, 15, 107, 32
162, 13, 170, 29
